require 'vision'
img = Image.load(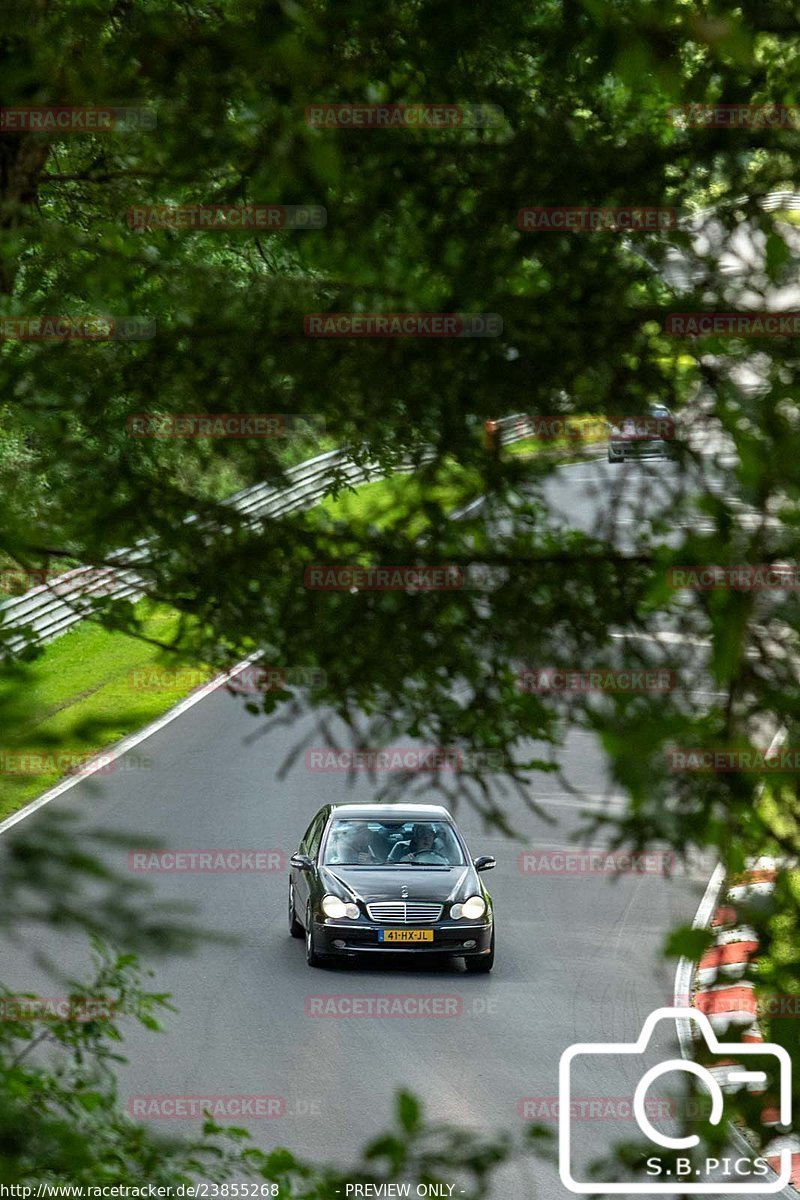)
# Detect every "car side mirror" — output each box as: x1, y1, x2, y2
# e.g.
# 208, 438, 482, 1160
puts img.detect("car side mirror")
473, 855, 496, 872
291, 853, 314, 871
